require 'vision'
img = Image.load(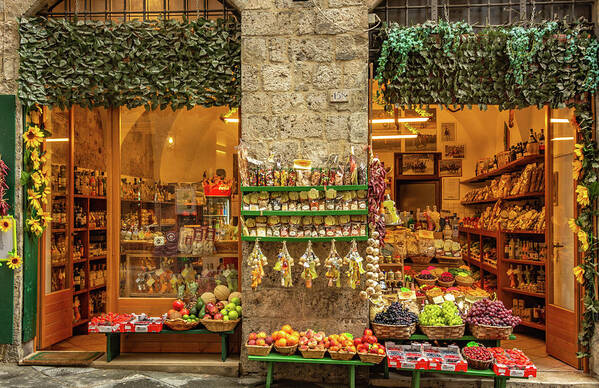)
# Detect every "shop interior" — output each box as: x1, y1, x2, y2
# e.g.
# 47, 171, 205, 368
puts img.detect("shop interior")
39, 105, 240, 353
372, 97, 579, 371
